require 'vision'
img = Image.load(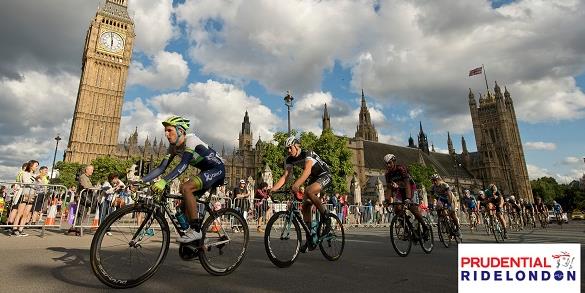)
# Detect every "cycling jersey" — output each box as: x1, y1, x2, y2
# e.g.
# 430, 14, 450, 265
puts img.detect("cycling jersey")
385, 165, 416, 200
464, 197, 477, 210
285, 149, 330, 179
553, 203, 562, 213
431, 182, 451, 202
143, 134, 225, 189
